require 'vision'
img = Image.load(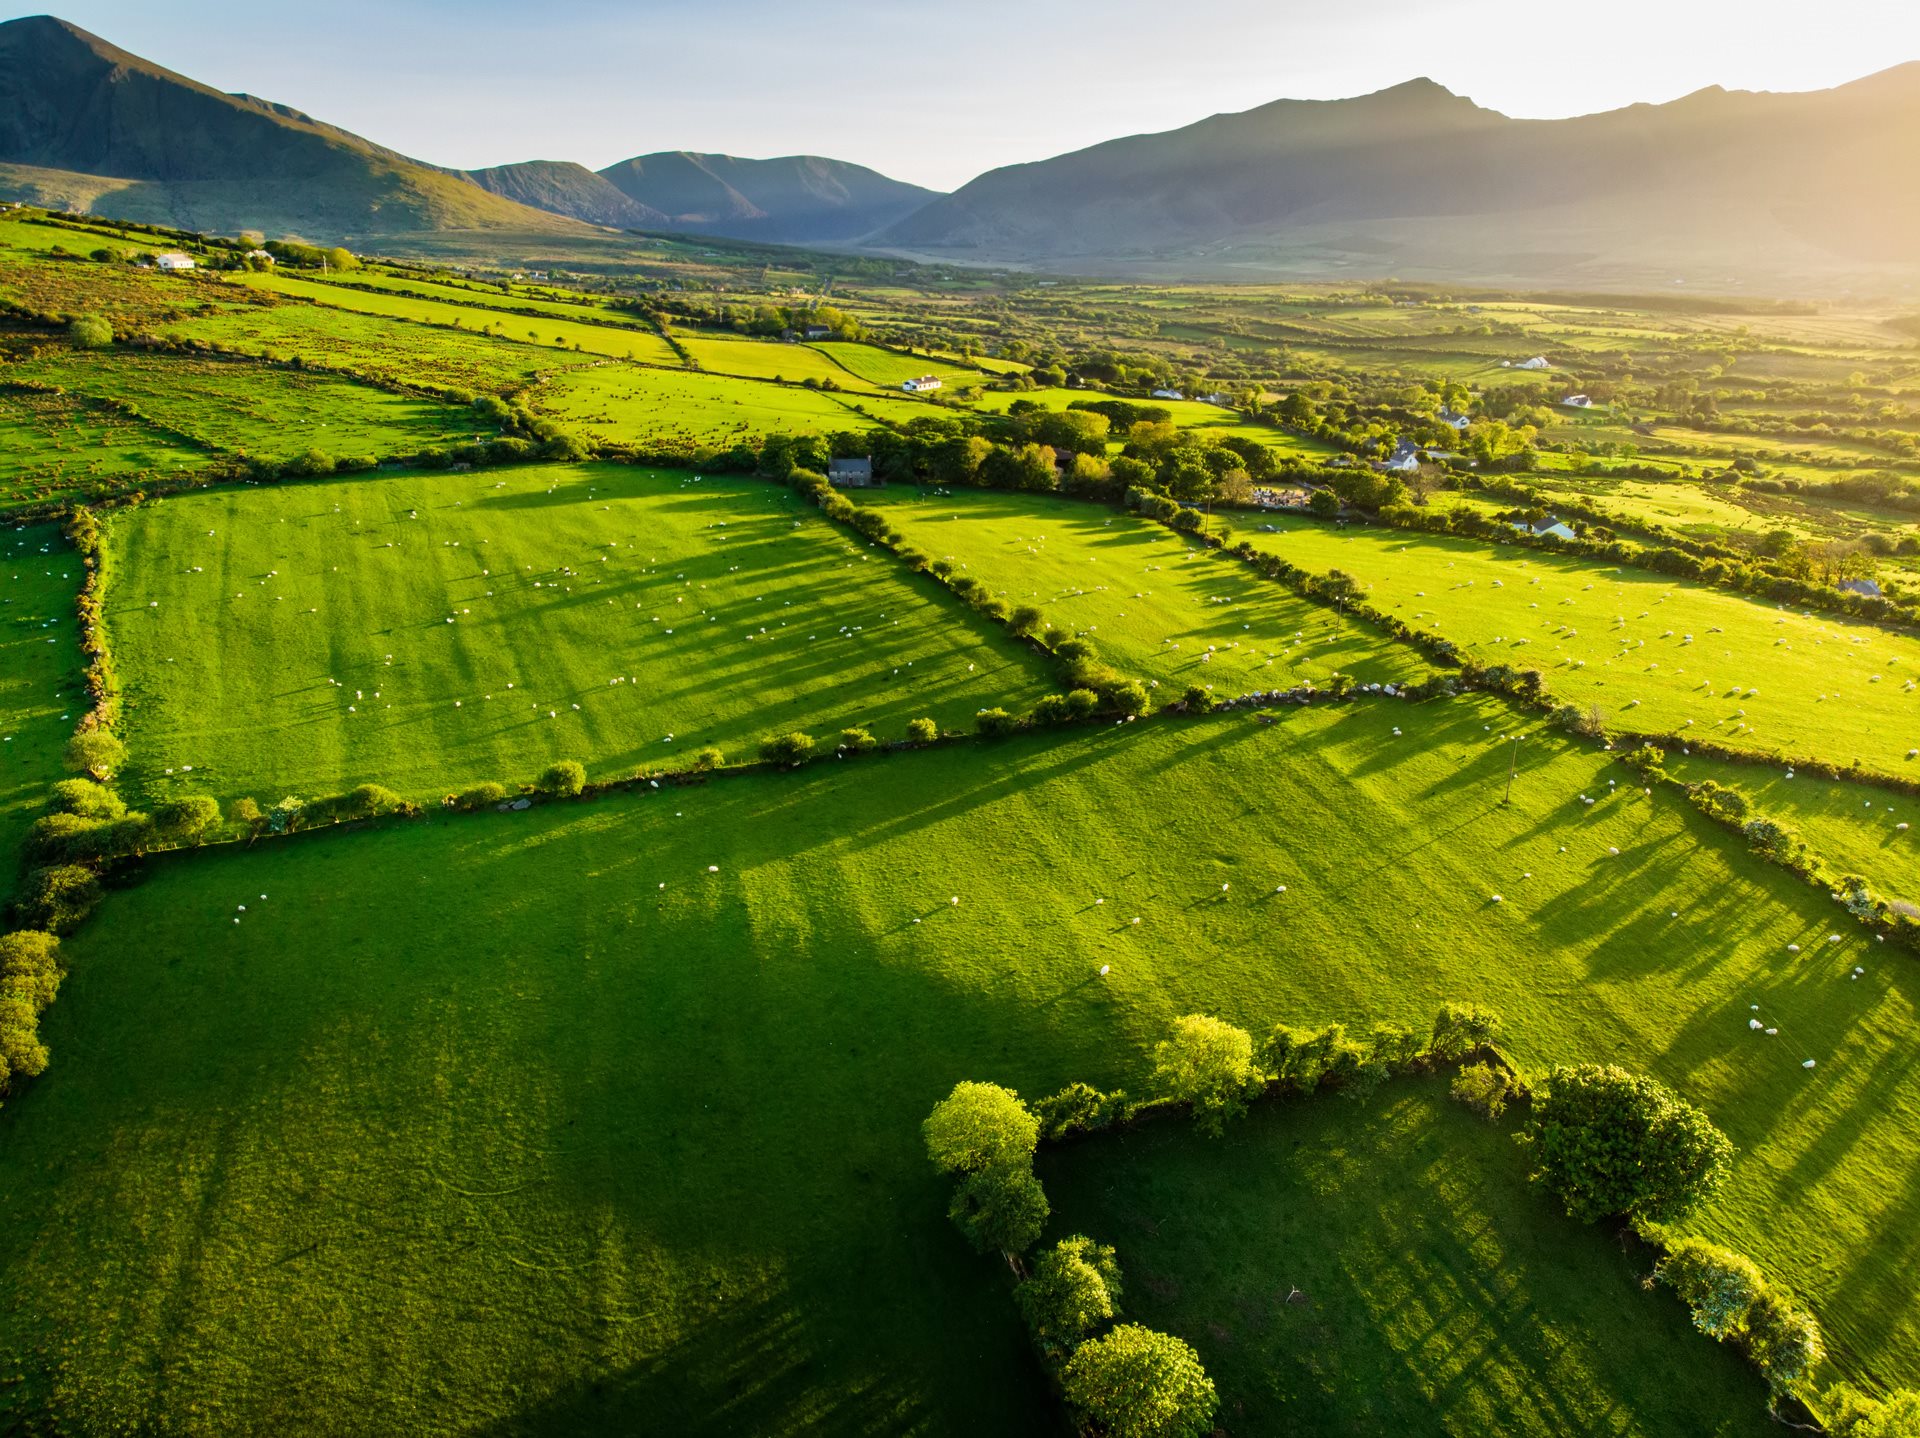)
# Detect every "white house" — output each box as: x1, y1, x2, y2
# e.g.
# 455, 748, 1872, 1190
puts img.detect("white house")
1151, 388, 1184, 401
1437, 408, 1470, 430
1560, 394, 1595, 409
1839, 578, 1884, 599
1514, 518, 1578, 542
154, 252, 195, 272
901, 375, 942, 393
1514, 356, 1550, 371
1383, 440, 1422, 473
